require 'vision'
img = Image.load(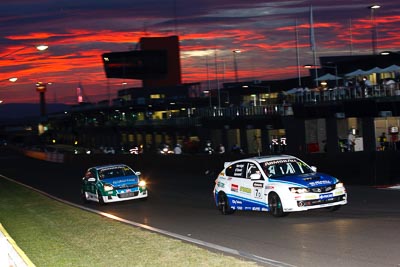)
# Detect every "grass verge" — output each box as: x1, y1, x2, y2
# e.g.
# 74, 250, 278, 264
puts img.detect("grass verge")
0, 177, 258, 267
